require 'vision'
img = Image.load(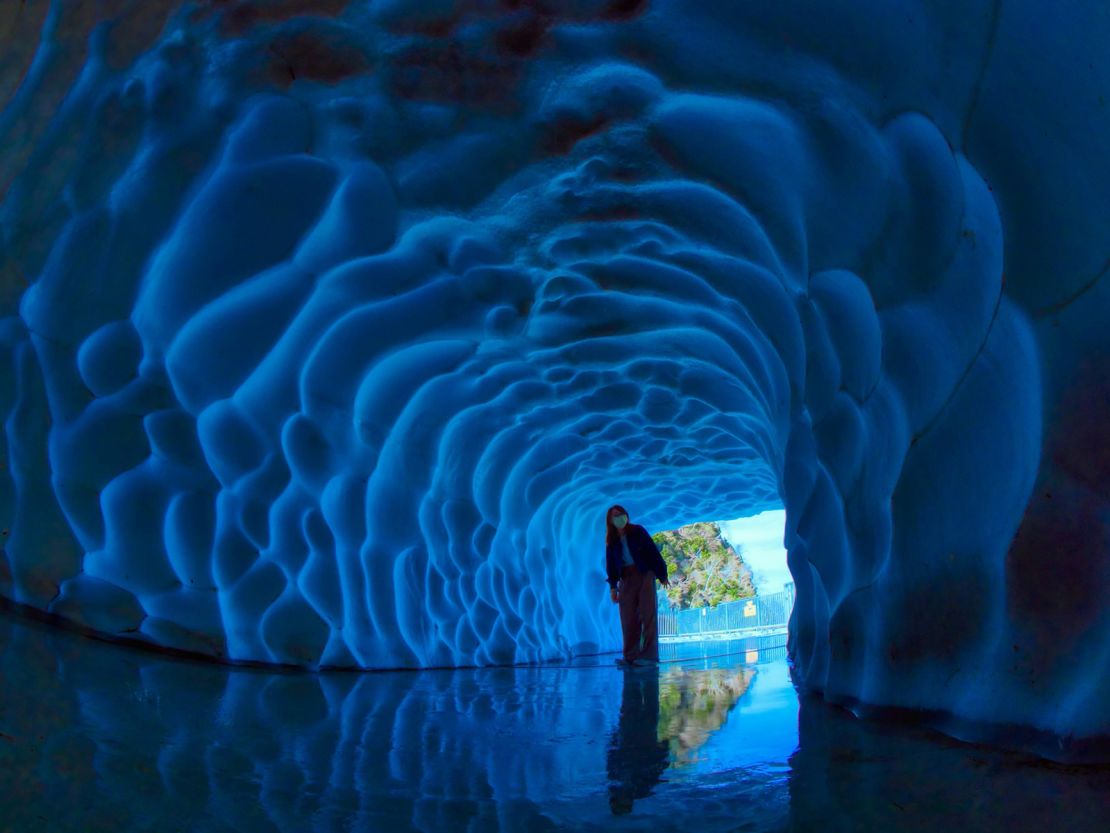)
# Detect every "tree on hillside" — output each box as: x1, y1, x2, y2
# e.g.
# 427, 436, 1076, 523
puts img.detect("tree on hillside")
652, 521, 755, 610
